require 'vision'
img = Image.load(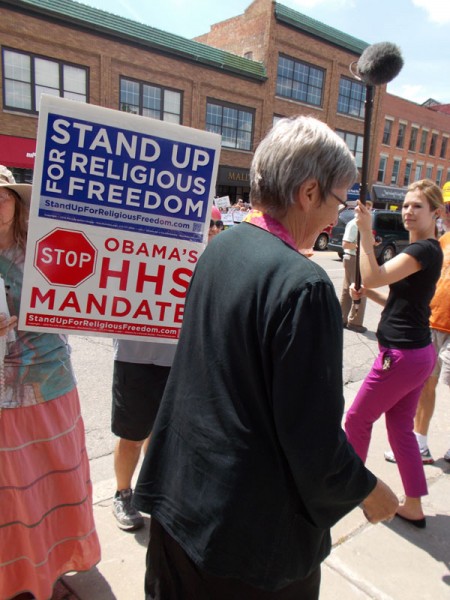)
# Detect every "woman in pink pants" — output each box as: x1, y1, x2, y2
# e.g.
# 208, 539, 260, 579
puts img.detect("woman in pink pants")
345, 179, 445, 528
